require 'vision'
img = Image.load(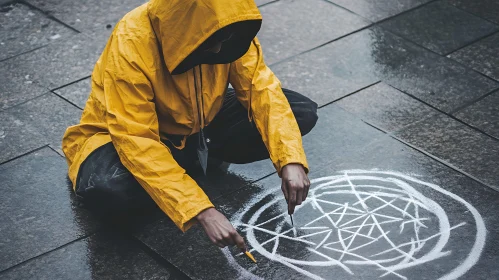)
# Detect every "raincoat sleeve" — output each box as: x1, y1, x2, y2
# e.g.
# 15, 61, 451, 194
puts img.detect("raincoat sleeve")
102, 34, 214, 232
229, 38, 309, 176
